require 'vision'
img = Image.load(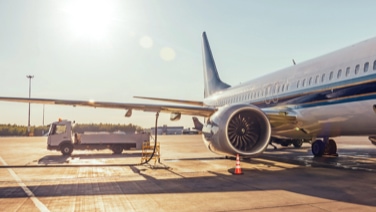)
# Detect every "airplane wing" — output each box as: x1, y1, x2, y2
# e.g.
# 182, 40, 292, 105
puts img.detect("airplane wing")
0, 96, 297, 127
0, 96, 216, 117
